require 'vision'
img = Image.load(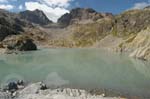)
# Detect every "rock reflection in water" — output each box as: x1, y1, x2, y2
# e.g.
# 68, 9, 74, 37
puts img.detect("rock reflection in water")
131, 58, 150, 78
44, 72, 69, 87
